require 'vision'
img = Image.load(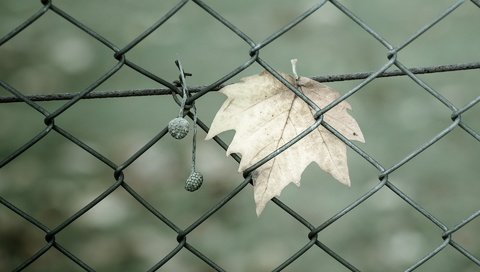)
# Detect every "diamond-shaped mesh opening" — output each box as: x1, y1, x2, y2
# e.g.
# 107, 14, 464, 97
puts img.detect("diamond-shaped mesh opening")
389, 129, 480, 224
462, 105, 480, 133
400, 2, 480, 67
201, 0, 324, 41
56, 0, 184, 46
316, 187, 449, 271
352, 76, 455, 166
0, 132, 114, 227
55, 189, 181, 271
258, 2, 389, 76
20, 248, 87, 272
452, 217, 480, 259
0, 11, 115, 95
0, 101, 45, 159
54, 95, 175, 160
1, 0, 478, 271
418, 70, 480, 108
335, 0, 460, 46
186, 201, 312, 270
0, 206, 45, 271
414, 246, 480, 272
124, 3, 252, 87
